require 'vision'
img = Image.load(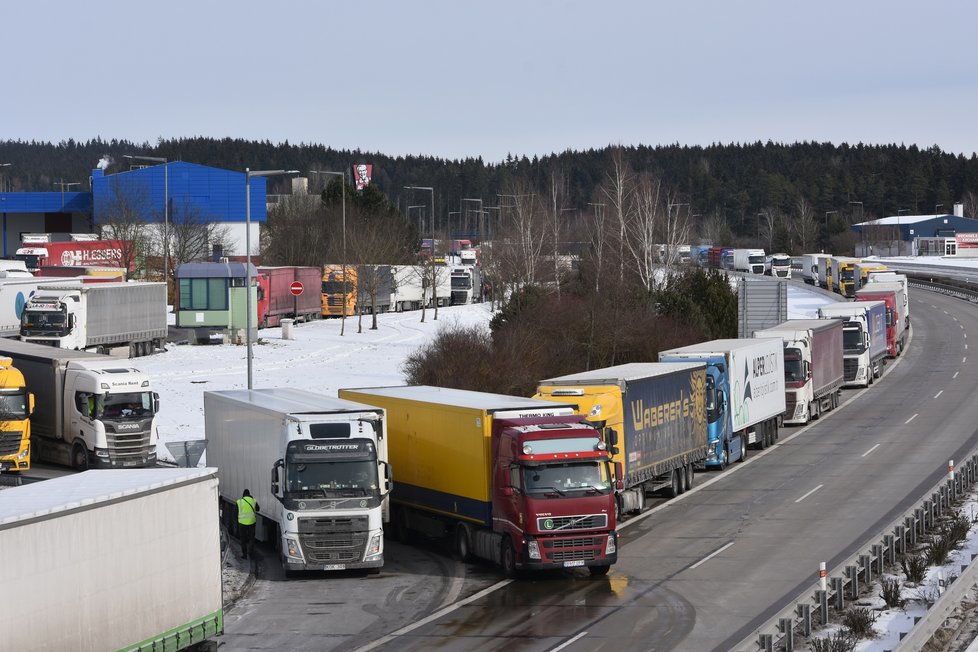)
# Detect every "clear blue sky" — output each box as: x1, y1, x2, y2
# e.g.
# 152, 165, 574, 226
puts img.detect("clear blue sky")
8, 1, 977, 163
